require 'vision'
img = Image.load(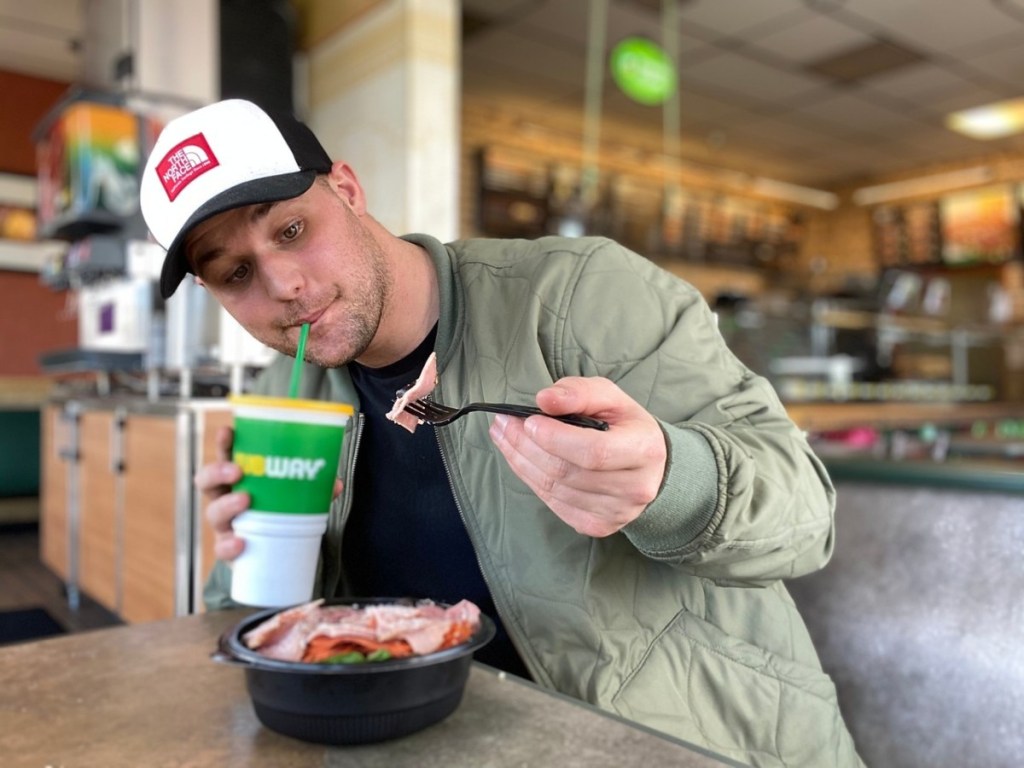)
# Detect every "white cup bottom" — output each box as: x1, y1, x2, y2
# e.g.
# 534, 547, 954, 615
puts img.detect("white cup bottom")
230, 511, 328, 608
